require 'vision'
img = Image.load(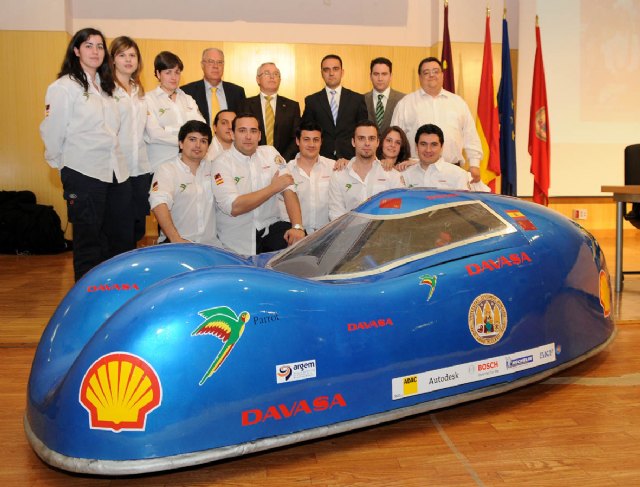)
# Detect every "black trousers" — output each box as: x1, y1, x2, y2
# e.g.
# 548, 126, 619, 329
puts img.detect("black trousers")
256, 221, 292, 254
129, 173, 152, 242
61, 168, 135, 281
